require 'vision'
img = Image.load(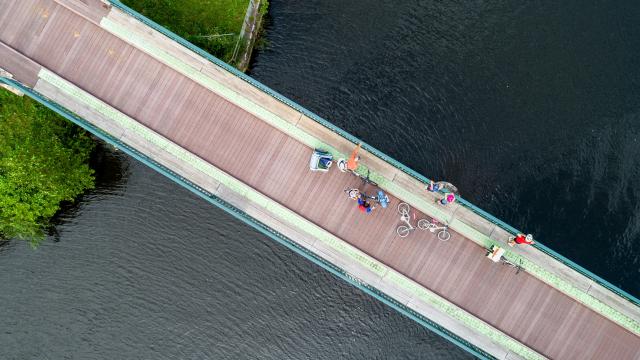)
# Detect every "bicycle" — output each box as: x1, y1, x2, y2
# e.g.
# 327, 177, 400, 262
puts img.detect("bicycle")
486, 246, 525, 274
338, 159, 379, 187
354, 168, 378, 186
396, 202, 430, 237
420, 218, 451, 241
362, 189, 390, 208
500, 257, 524, 274
344, 188, 360, 200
